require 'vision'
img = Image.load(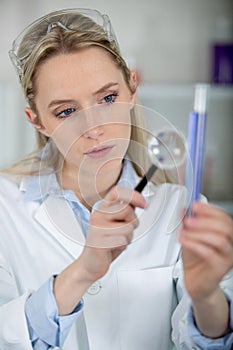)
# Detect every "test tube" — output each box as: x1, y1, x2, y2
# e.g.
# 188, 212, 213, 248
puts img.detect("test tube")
186, 84, 209, 214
